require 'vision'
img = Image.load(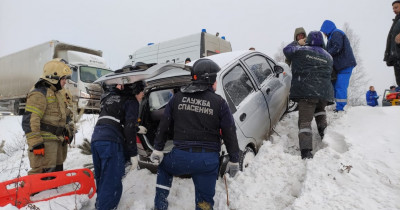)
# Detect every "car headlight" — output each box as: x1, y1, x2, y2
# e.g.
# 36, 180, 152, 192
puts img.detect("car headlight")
80, 90, 91, 99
